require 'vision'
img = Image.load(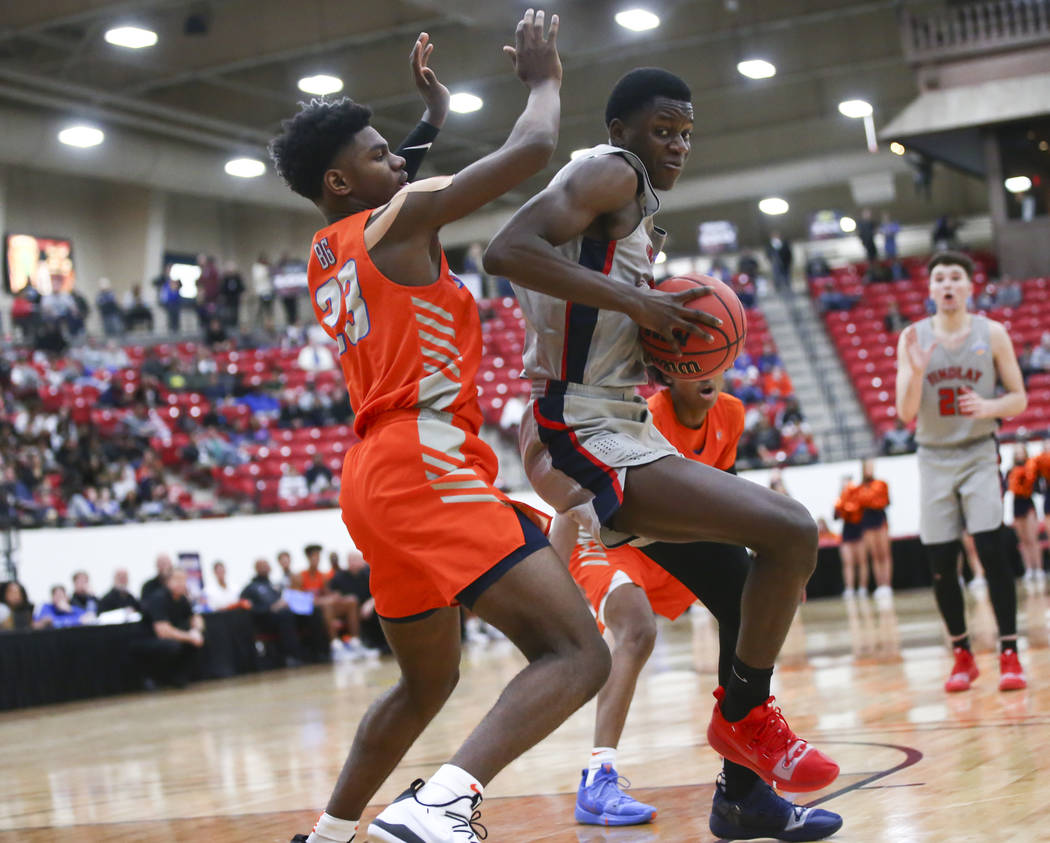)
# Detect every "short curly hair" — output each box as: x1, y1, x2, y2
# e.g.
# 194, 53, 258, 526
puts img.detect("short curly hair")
605, 68, 691, 127
269, 97, 373, 201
